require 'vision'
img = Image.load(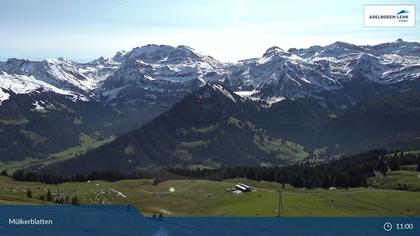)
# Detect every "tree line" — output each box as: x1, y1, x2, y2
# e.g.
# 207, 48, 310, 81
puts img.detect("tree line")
29, 189, 80, 205
9, 168, 184, 185
163, 150, 420, 189
5, 149, 420, 189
